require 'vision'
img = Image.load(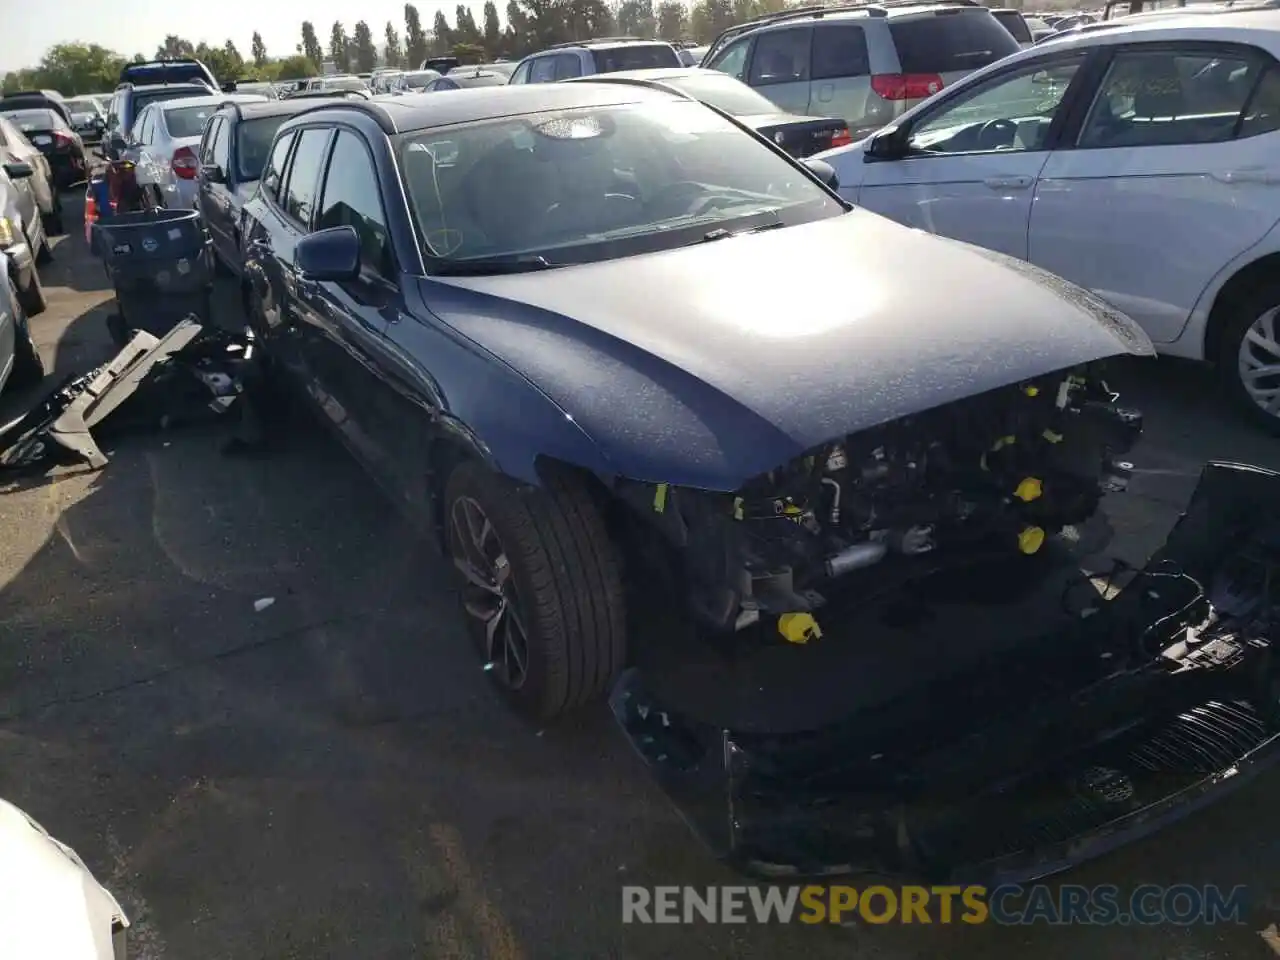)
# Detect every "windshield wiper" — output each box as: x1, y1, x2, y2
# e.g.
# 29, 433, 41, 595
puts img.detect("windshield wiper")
431, 255, 563, 276
701, 221, 786, 243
